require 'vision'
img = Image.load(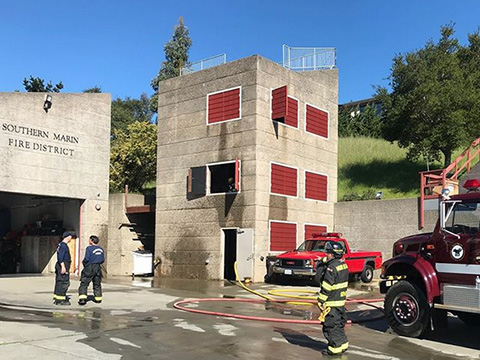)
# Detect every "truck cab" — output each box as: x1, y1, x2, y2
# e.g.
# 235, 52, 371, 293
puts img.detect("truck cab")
381, 179, 480, 337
